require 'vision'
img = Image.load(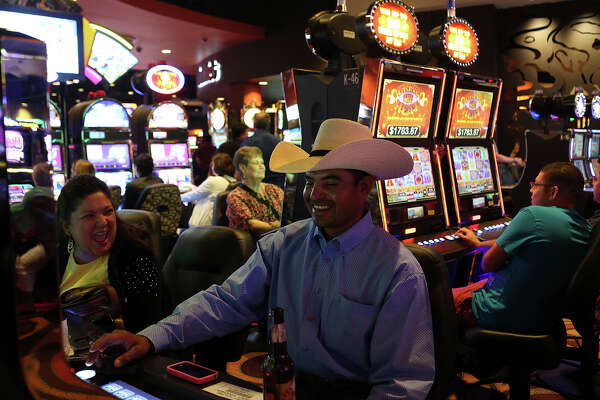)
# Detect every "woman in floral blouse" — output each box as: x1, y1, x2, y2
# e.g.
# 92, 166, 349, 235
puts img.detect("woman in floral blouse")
226, 146, 283, 237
